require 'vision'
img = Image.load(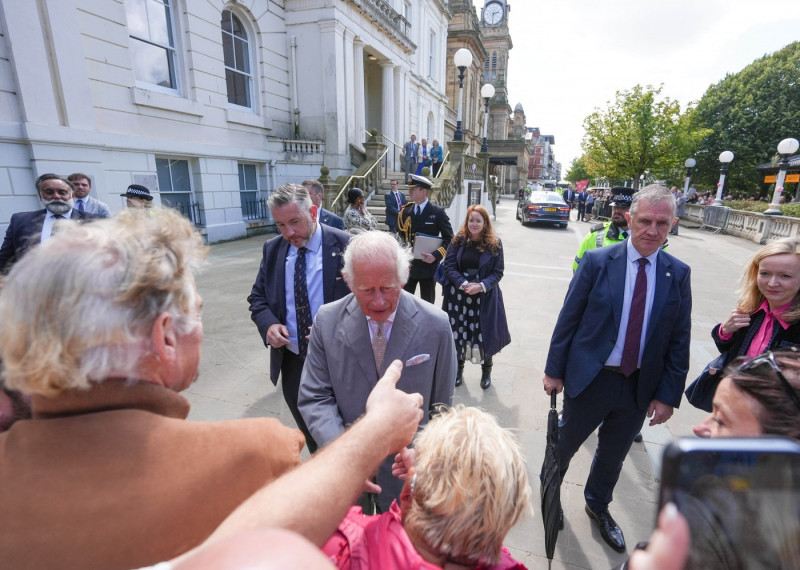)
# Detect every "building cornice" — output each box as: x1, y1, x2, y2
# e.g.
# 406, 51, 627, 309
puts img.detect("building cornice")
346, 0, 416, 53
